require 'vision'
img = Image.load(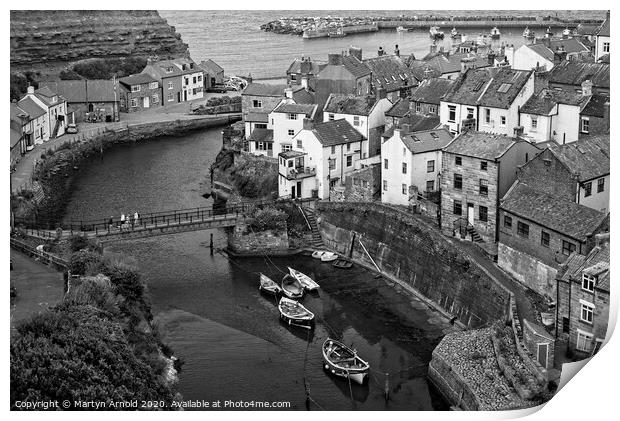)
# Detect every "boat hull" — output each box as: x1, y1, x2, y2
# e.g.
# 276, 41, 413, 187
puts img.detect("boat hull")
281, 274, 304, 298
321, 252, 338, 262
279, 297, 314, 327
259, 273, 282, 296
333, 259, 353, 269
322, 363, 368, 385
322, 338, 370, 385
288, 267, 320, 291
